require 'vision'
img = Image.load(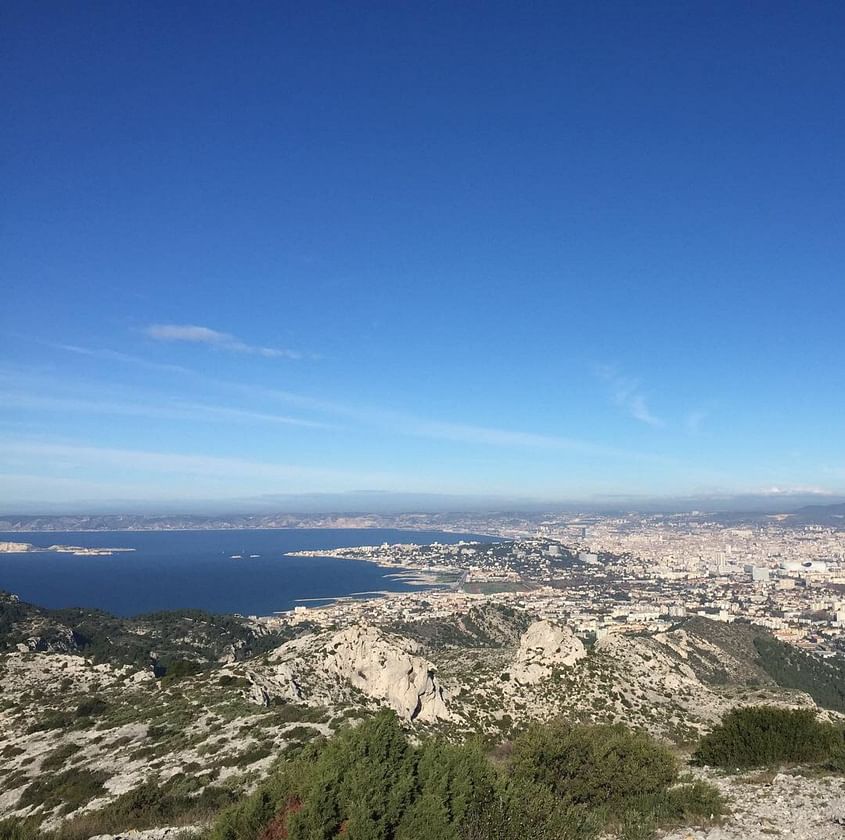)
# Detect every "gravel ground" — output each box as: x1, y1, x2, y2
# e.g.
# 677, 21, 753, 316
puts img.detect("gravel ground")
660, 768, 845, 840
